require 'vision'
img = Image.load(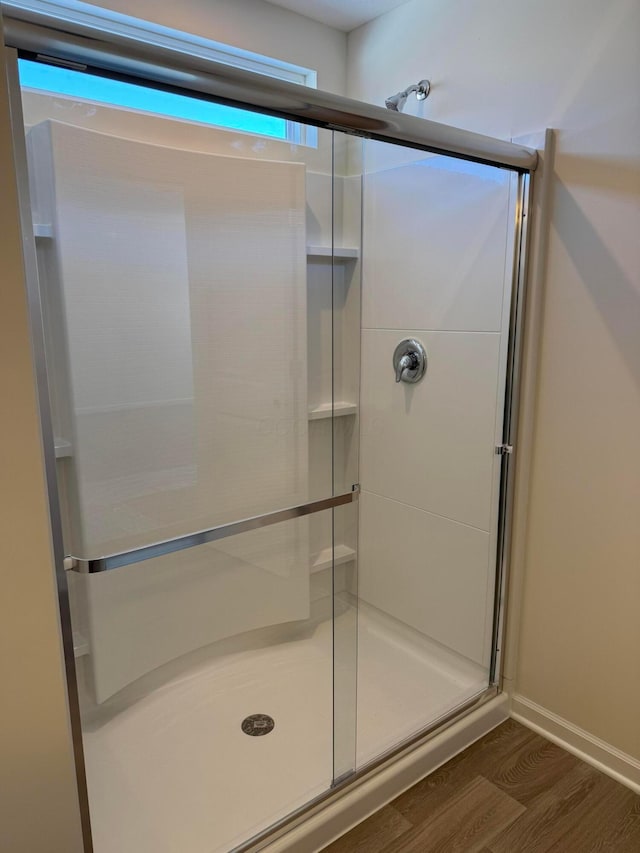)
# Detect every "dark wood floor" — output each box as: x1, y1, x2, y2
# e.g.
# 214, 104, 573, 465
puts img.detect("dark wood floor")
322, 719, 640, 852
